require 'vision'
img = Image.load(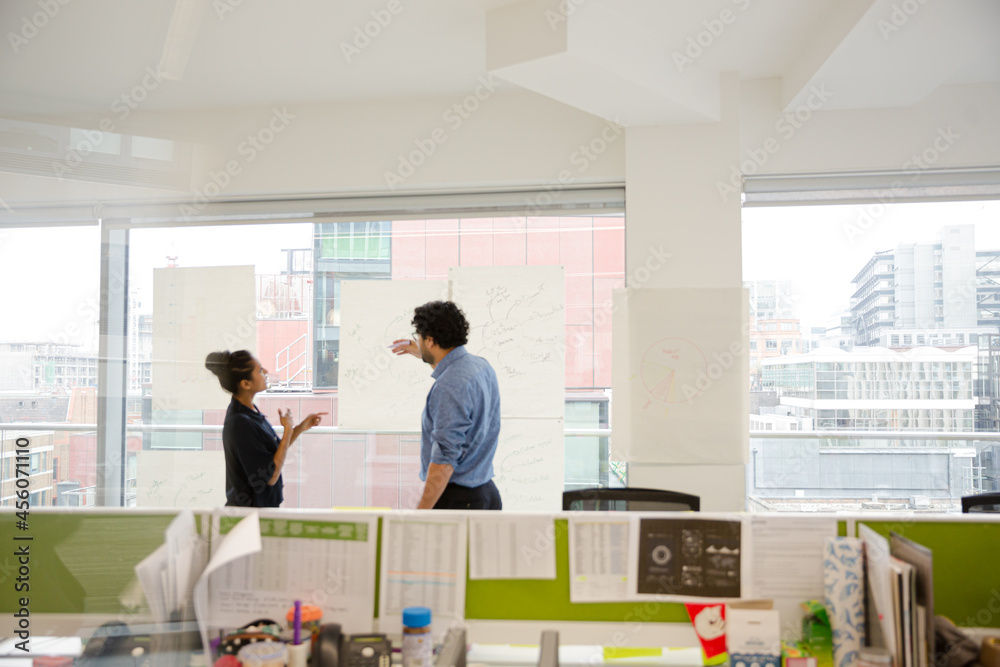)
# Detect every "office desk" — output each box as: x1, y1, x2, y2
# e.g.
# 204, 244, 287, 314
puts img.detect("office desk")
466, 645, 703, 667
0, 638, 703, 667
